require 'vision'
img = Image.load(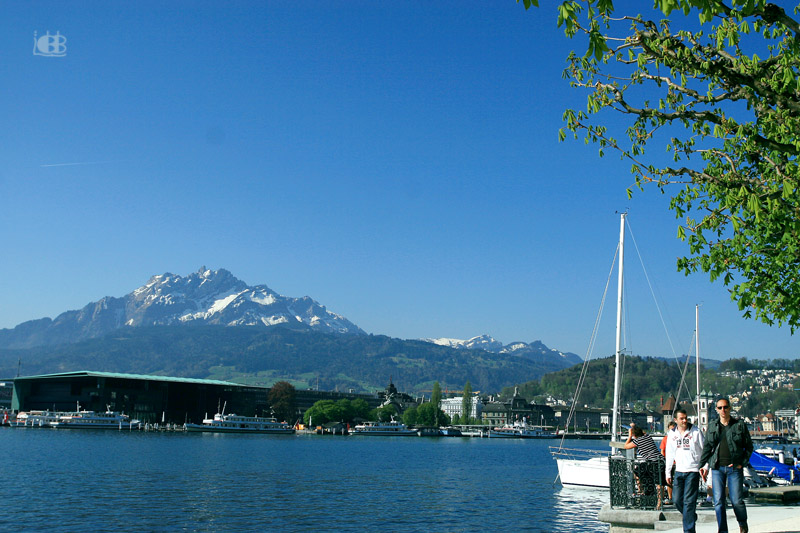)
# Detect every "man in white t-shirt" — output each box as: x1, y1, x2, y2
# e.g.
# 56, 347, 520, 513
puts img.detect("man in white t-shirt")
665, 408, 705, 533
